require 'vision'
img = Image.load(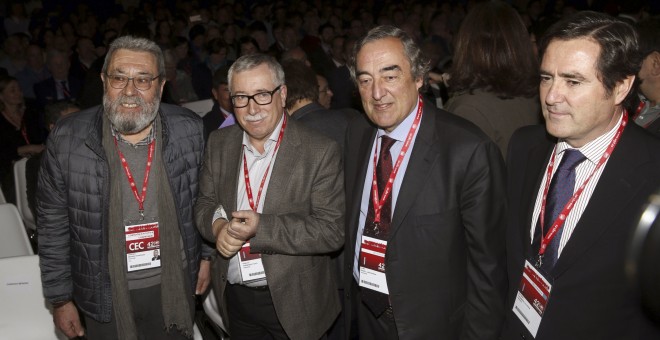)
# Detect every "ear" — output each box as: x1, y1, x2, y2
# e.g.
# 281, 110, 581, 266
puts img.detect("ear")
649, 51, 660, 77
613, 74, 635, 106
415, 76, 423, 91
279, 85, 287, 107
211, 88, 220, 101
